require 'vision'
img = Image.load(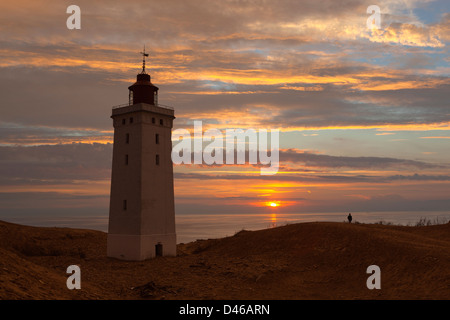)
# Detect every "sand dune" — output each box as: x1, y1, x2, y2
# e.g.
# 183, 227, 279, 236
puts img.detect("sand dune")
0, 219, 449, 300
